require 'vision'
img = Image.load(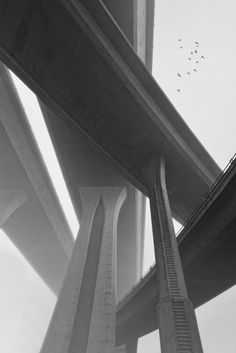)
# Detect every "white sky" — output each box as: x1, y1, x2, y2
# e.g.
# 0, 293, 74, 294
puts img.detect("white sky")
9, 71, 79, 238
1, 0, 236, 352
